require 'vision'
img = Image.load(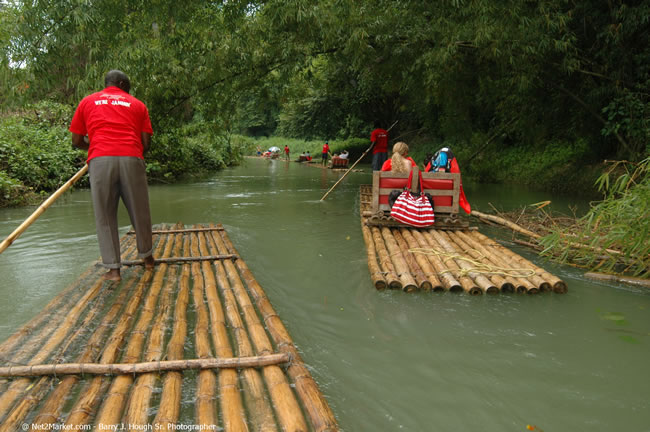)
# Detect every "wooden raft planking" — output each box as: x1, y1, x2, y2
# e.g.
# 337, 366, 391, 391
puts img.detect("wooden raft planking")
0, 223, 338, 432
359, 185, 568, 295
